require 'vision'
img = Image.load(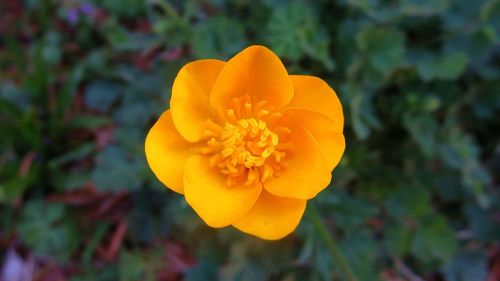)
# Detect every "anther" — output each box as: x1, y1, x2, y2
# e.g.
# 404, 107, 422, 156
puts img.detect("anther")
226, 109, 237, 121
